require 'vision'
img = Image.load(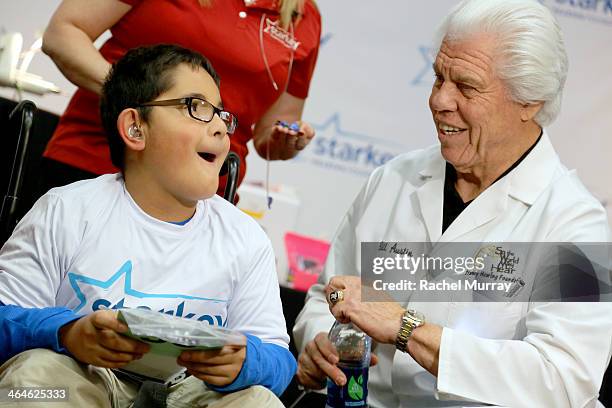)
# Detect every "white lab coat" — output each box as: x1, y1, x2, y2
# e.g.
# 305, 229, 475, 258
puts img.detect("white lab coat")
293, 132, 612, 408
